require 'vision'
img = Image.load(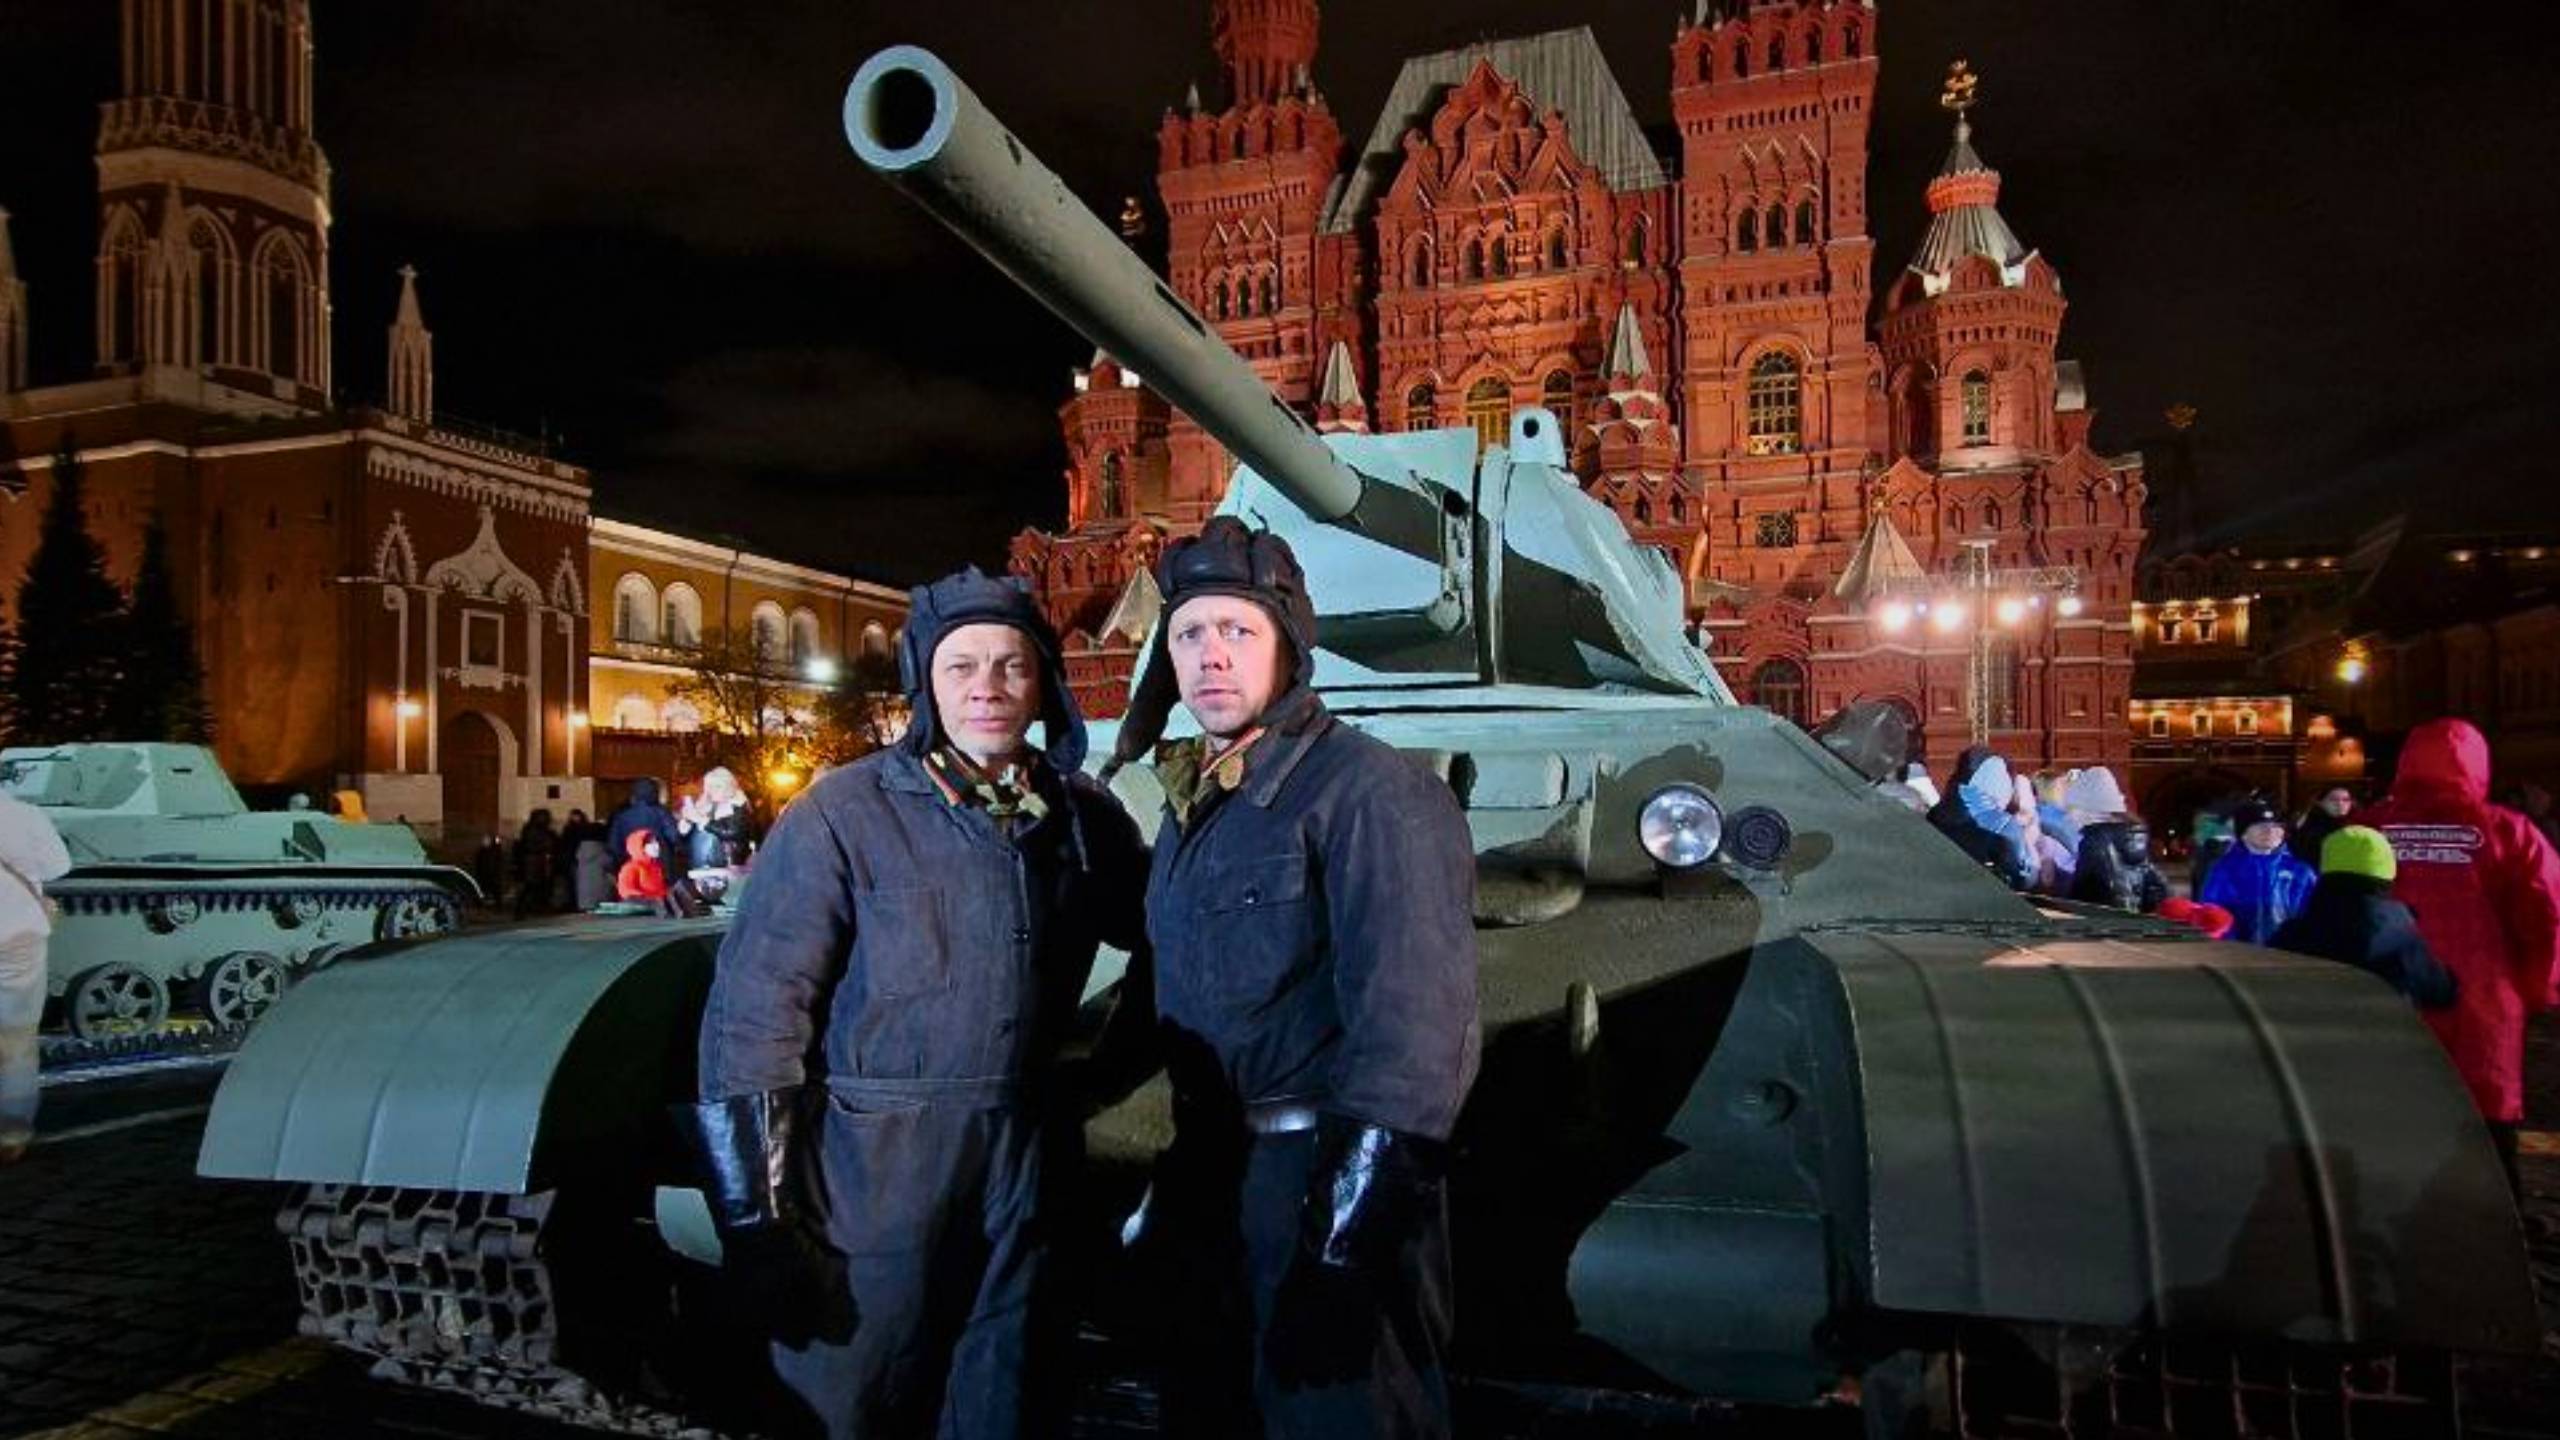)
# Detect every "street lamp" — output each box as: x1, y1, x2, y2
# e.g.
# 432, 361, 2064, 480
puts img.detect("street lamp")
1869, 539, 2081, 745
